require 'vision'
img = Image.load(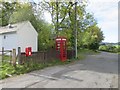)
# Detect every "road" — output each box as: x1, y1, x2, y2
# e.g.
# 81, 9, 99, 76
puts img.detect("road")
0, 52, 118, 88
